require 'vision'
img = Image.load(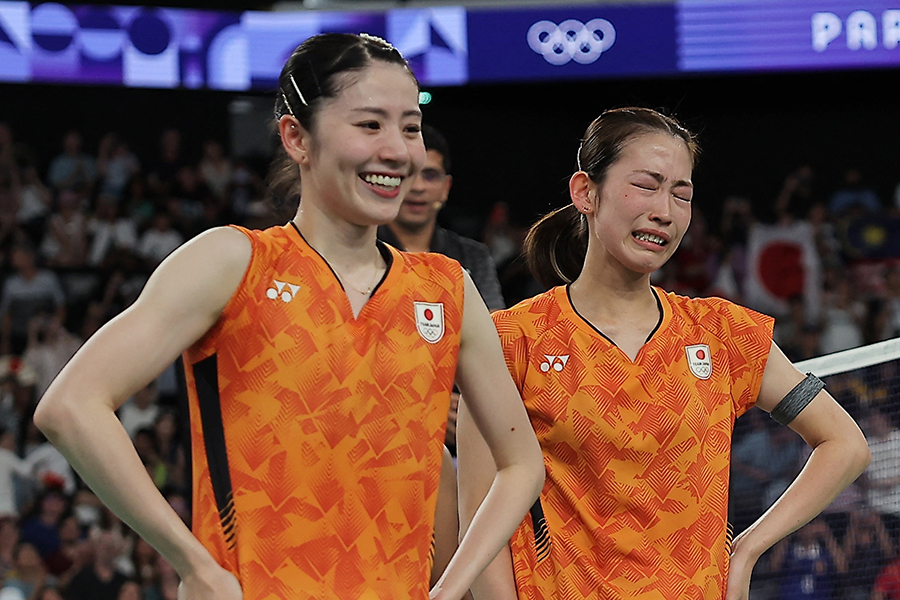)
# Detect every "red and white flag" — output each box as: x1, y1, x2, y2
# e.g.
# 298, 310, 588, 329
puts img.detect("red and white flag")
744, 222, 822, 320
